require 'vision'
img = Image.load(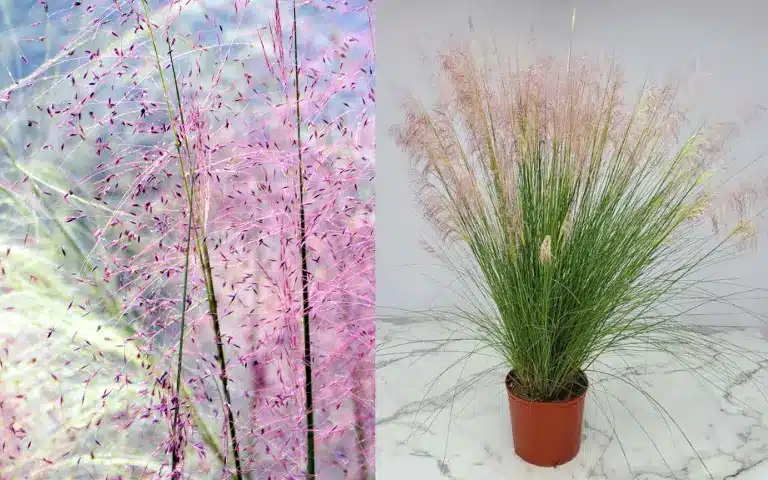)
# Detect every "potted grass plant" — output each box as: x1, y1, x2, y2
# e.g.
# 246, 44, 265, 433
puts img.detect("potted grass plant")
394, 43, 764, 467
